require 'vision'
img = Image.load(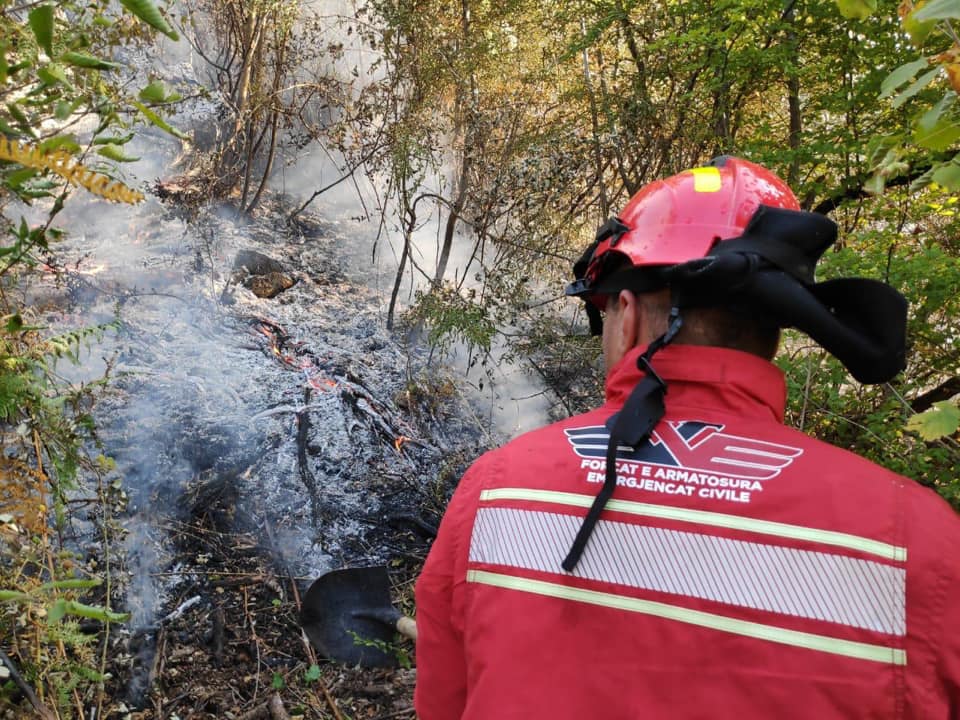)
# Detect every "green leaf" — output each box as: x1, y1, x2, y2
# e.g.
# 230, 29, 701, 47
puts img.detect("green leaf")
61, 51, 121, 71
880, 58, 930, 99
835, 0, 877, 19
0, 590, 30, 602
910, 164, 938, 190
271, 672, 285, 690
0, 45, 8, 85
119, 0, 179, 41
6, 103, 37, 138
139, 80, 165, 103
74, 666, 106, 682
304, 664, 321, 683
60, 600, 129, 623
4, 168, 39, 191
39, 578, 101, 591
6, 61, 30, 76
93, 133, 135, 146
906, 401, 960, 440
932, 159, 960, 188
912, 120, 958, 153
97, 144, 140, 162
39, 134, 79, 154
54, 100, 73, 120
18, 188, 54, 200
28, 5, 55, 57
133, 101, 189, 139
863, 171, 886, 195
4, 314, 23, 333
914, 93, 960, 149
914, 0, 960, 20
47, 598, 68, 623
891, 67, 941, 108
0, 118, 20, 136
904, 5, 938, 45
138, 79, 181, 103
37, 63, 72, 89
